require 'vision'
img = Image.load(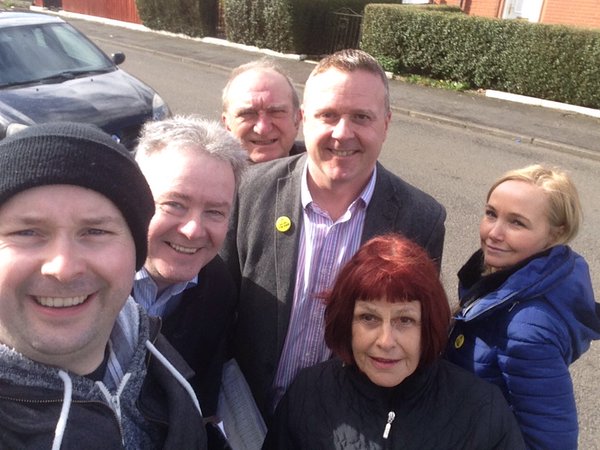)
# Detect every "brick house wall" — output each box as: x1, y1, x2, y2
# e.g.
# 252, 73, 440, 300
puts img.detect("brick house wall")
433, 0, 600, 29
542, 0, 600, 29
463, 0, 503, 17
